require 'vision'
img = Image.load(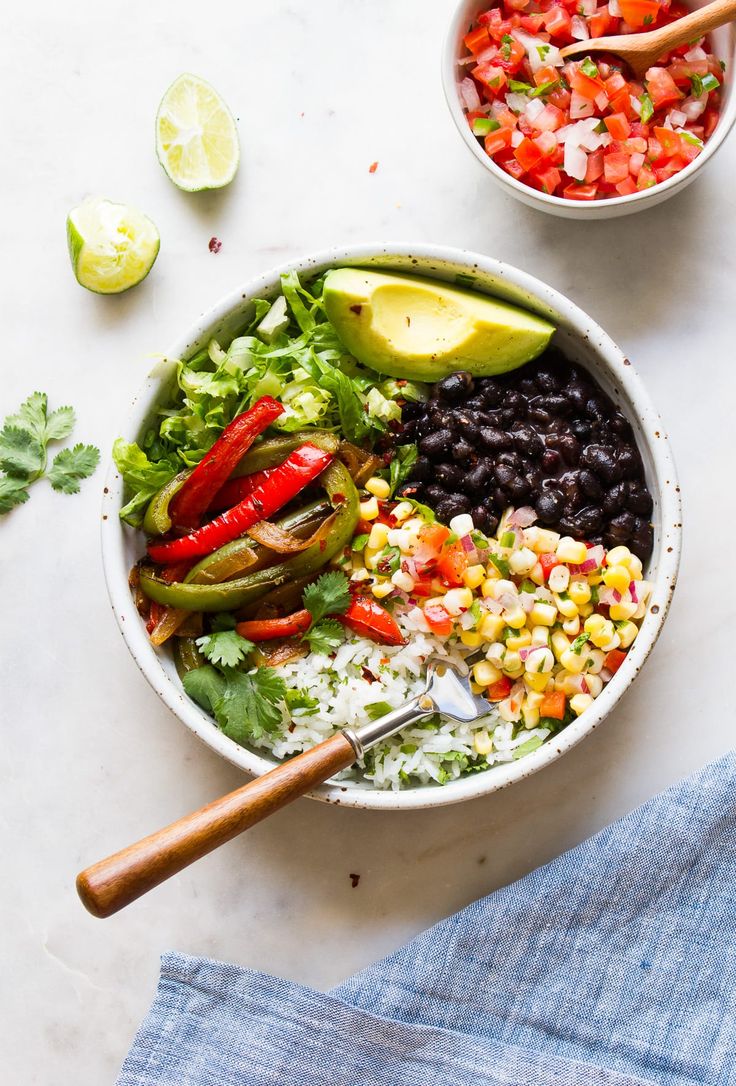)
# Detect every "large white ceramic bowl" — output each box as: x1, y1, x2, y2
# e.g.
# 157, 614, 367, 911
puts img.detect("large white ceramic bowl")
102, 244, 681, 809
442, 0, 736, 219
